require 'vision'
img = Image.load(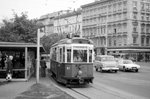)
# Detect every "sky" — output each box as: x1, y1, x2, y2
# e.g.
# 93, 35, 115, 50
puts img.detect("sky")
0, 0, 94, 22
